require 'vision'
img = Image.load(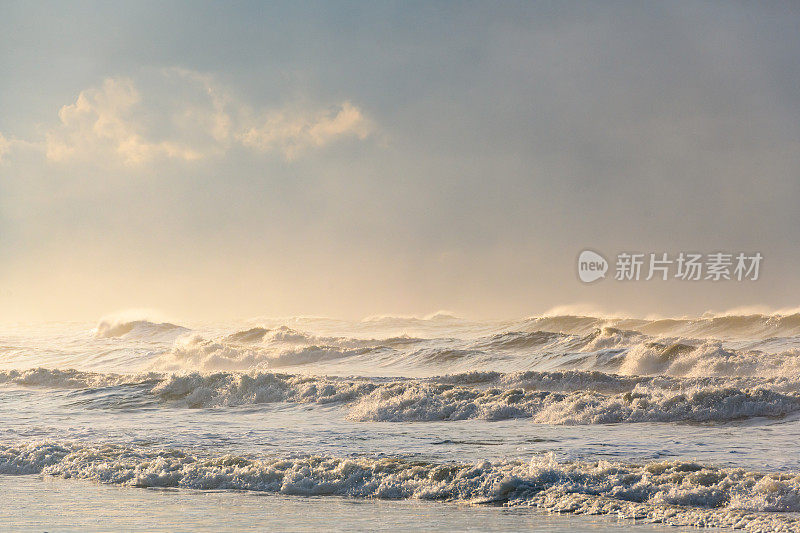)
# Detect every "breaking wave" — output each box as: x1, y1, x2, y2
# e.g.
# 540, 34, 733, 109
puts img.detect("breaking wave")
152, 333, 378, 371
135, 323, 800, 379
348, 379, 800, 423
3, 368, 800, 425
519, 312, 800, 339
1, 441, 798, 531
43, 311, 799, 379
95, 319, 189, 340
